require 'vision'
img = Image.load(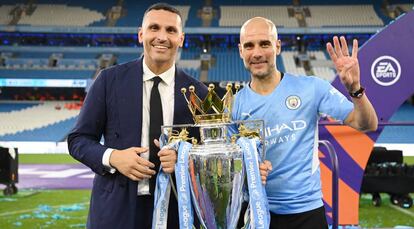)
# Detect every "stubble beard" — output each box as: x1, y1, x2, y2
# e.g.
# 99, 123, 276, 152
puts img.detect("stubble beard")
245, 62, 276, 80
